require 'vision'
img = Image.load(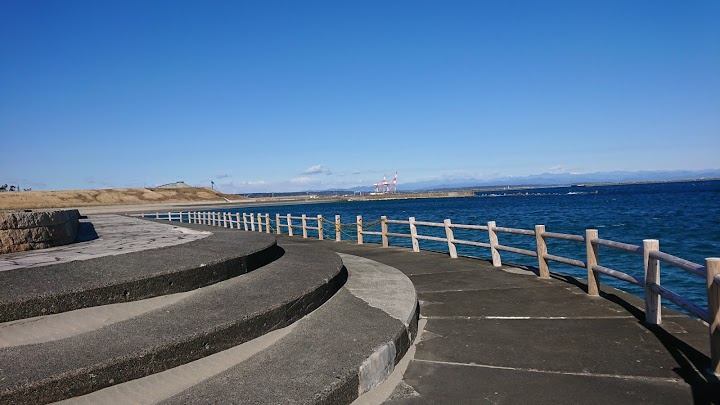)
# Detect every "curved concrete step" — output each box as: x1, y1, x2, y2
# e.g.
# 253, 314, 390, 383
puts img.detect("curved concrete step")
0, 243, 346, 404
0, 221, 279, 322
59, 251, 419, 405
